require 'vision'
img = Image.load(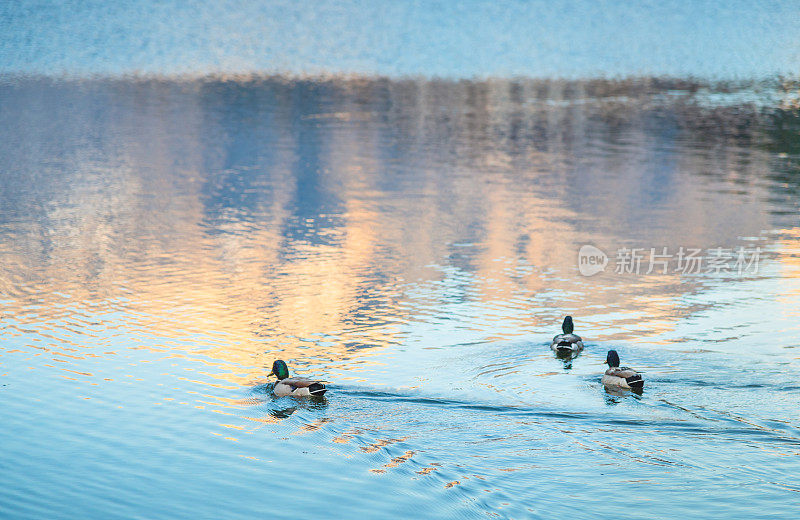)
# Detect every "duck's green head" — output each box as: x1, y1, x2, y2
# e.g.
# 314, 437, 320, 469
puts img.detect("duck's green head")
562, 316, 574, 334
606, 350, 620, 367
269, 360, 290, 380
